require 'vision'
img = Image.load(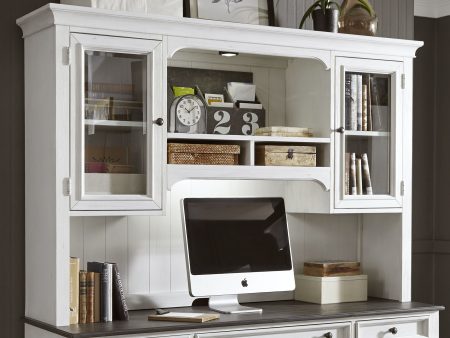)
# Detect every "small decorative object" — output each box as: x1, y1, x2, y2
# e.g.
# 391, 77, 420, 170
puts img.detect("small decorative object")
167, 143, 240, 165
255, 145, 317, 167
303, 261, 361, 277
255, 126, 313, 137
170, 94, 207, 133
338, 0, 378, 36
227, 82, 256, 103
206, 107, 265, 135
173, 86, 195, 97
204, 93, 225, 106
299, 0, 340, 33
185, 0, 274, 26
